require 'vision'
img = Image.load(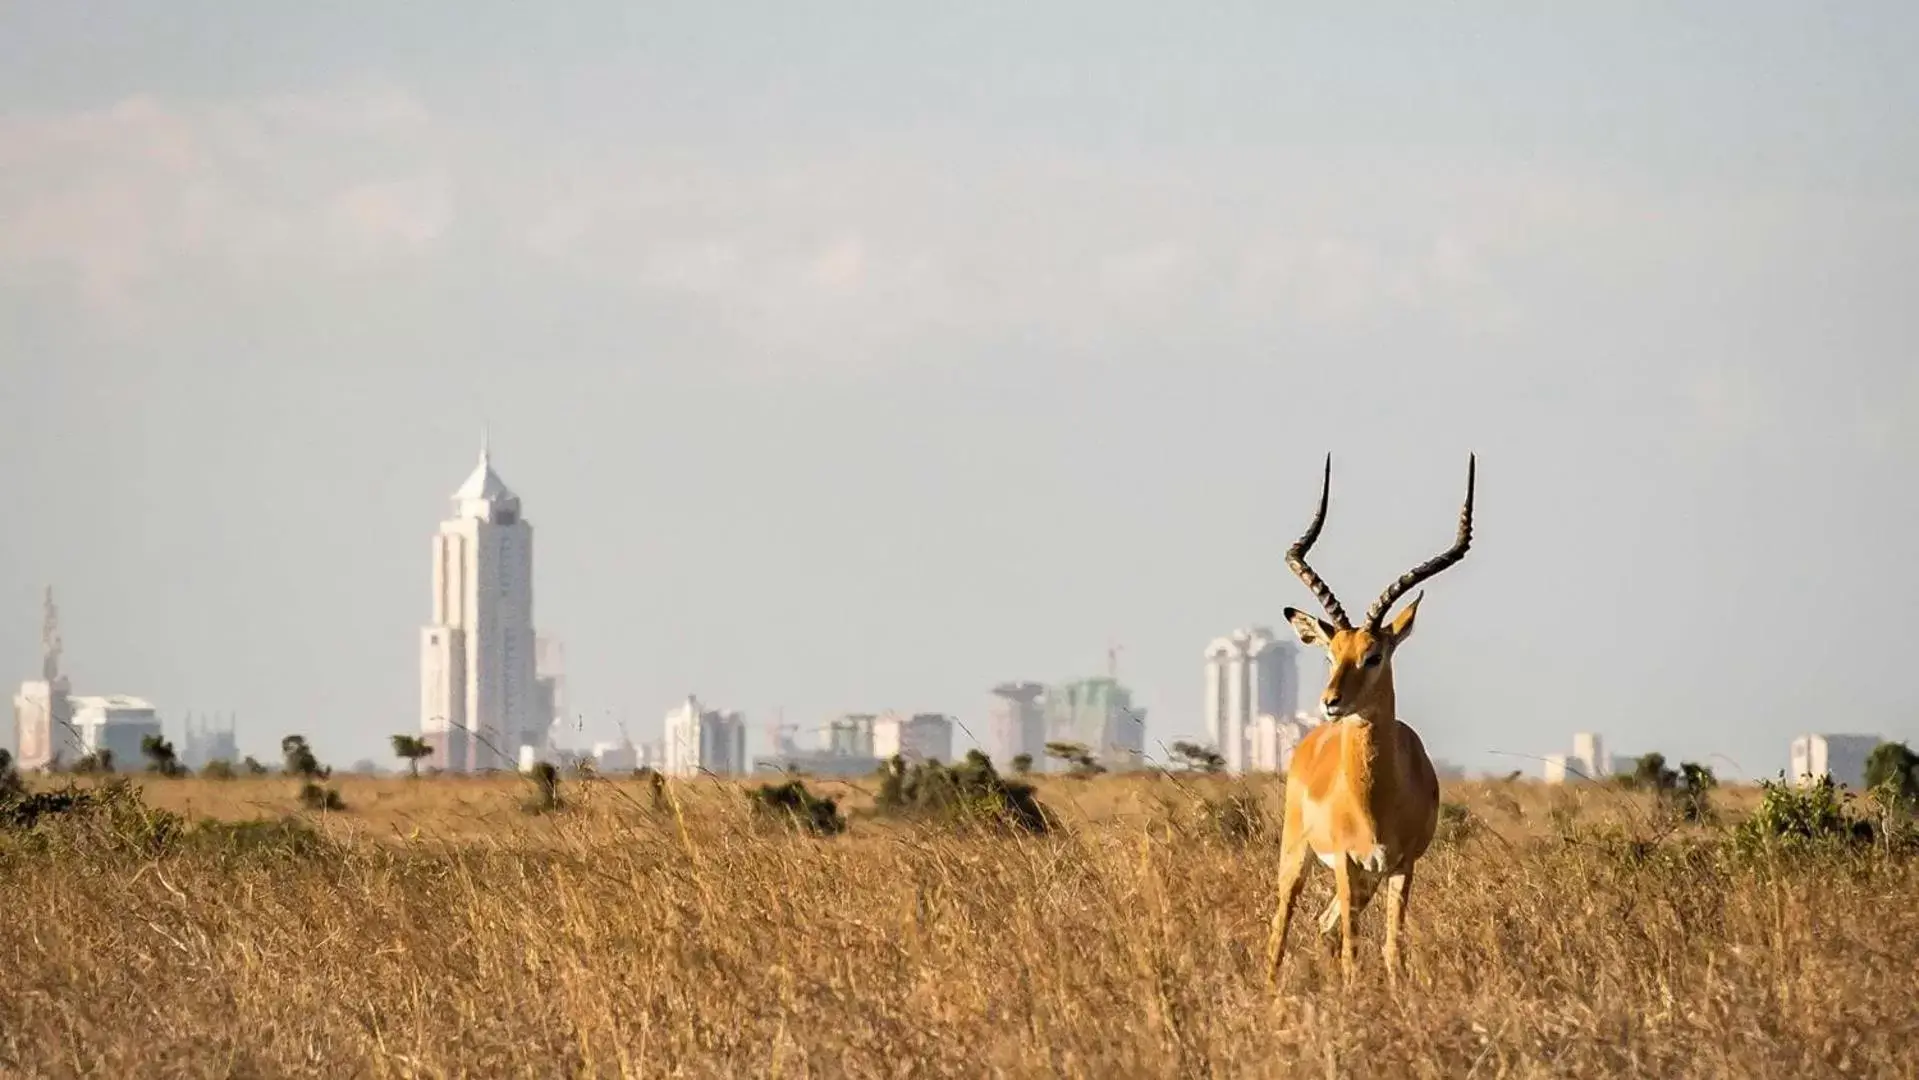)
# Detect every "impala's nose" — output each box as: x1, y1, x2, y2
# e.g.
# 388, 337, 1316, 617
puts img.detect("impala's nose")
1321, 695, 1346, 718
